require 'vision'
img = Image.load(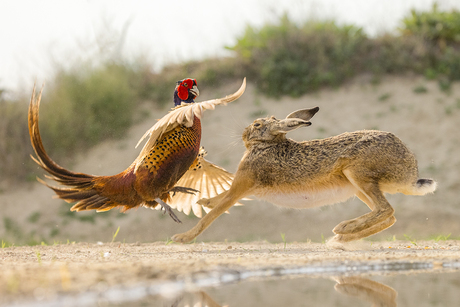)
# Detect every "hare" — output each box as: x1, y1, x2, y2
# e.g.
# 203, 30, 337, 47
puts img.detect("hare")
172, 107, 437, 243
